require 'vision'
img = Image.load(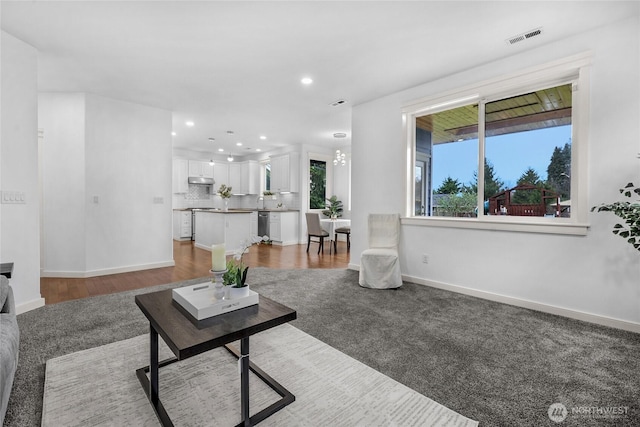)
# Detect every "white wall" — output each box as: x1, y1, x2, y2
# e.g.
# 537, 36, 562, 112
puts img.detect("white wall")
84, 94, 173, 273
351, 16, 640, 329
39, 93, 87, 273
0, 31, 43, 311
39, 93, 174, 277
